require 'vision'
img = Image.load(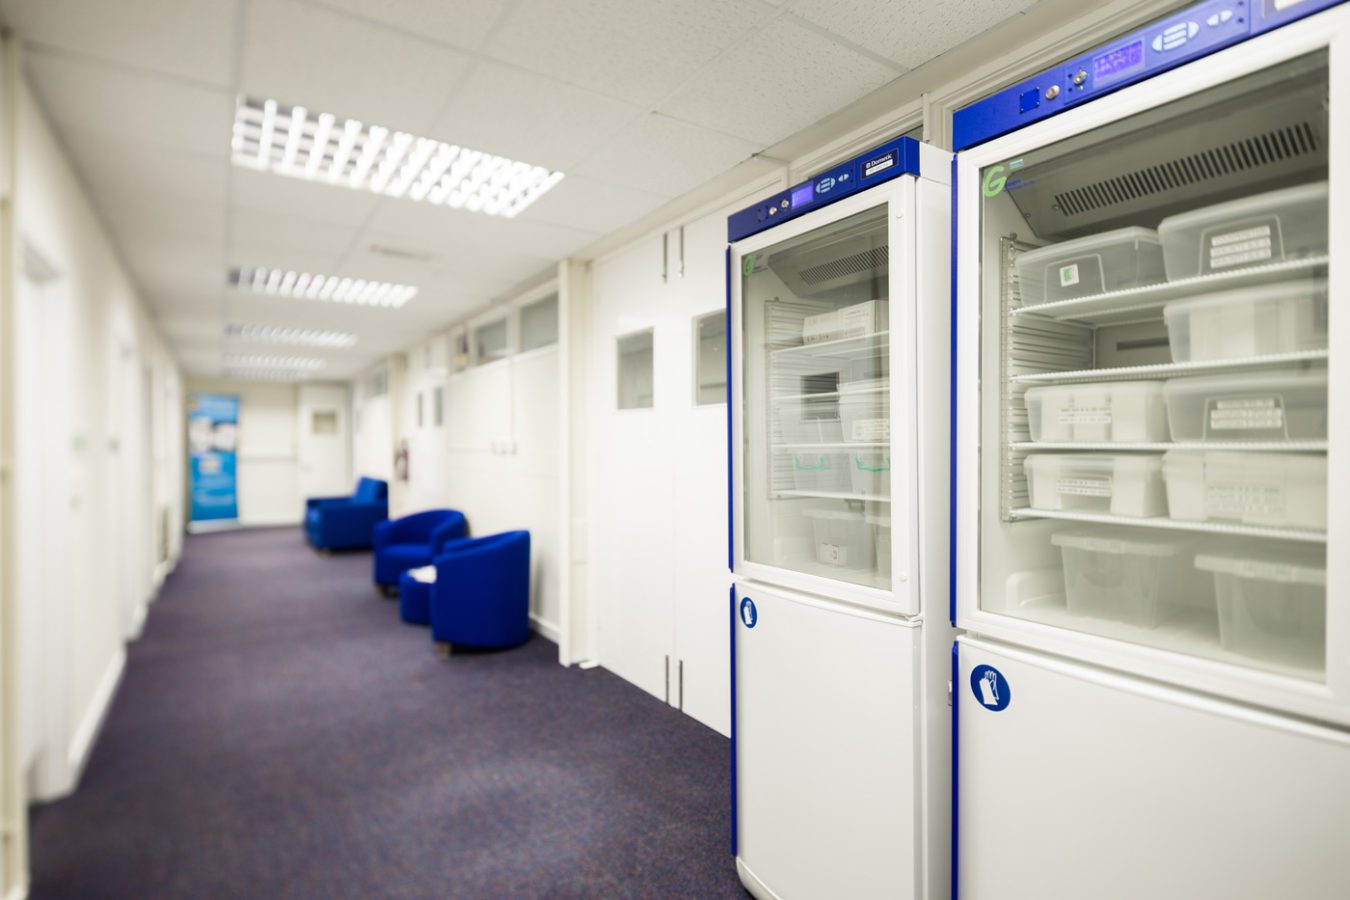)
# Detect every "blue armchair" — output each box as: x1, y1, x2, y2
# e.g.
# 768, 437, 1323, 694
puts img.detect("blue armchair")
430, 531, 531, 652
305, 477, 388, 551
372, 508, 469, 592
